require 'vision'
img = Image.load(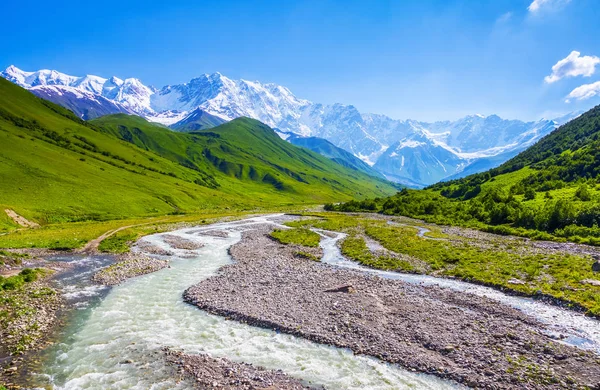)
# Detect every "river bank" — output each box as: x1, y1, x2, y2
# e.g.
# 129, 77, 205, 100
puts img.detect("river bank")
184, 225, 600, 389
0, 247, 170, 388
